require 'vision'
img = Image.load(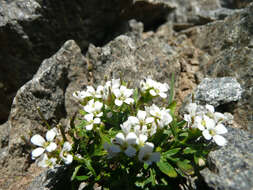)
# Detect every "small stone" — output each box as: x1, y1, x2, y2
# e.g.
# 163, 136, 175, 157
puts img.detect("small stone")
194, 77, 243, 107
